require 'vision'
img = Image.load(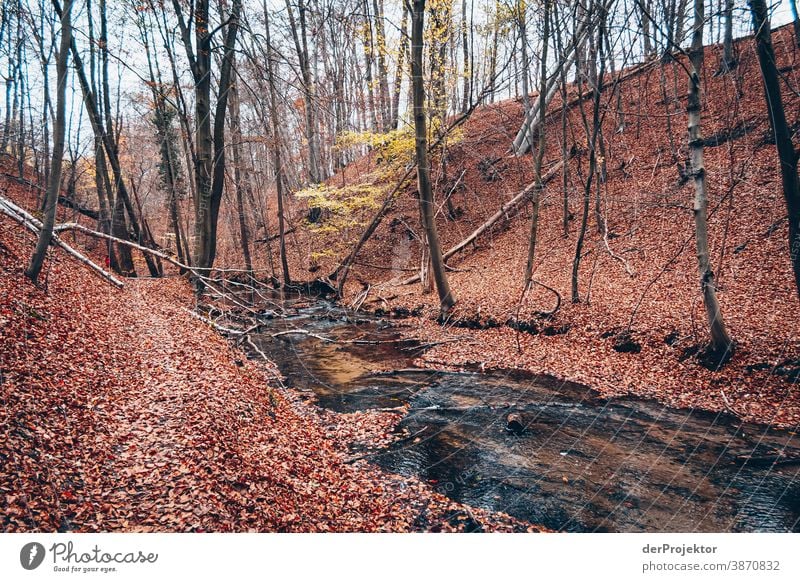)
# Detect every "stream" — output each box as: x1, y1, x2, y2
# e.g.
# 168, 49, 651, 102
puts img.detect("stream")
246, 297, 800, 532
